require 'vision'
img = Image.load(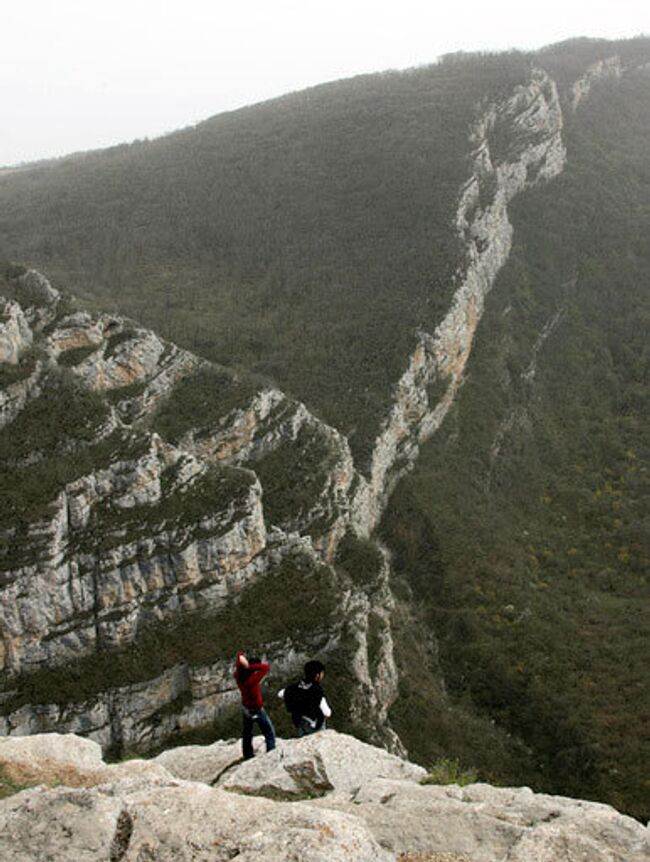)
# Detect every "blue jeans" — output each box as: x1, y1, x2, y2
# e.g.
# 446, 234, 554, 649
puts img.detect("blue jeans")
241, 706, 276, 759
